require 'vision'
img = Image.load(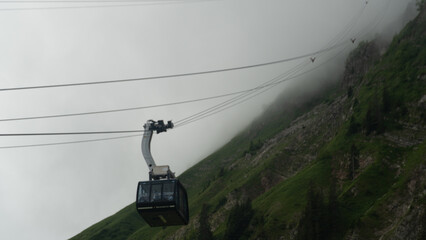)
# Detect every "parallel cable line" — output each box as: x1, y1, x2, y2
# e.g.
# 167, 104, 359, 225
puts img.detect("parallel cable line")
0, 130, 144, 136
174, 59, 308, 126
0, 1, 380, 149
175, 1, 369, 127
0, 42, 351, 147
176, 2, 375, 127
0, 134, 142, 149
0, 41, 349, 149
323, 2, 367, 49
0, 90, 247, 122
0, 3, 362, 136
0, 59, 326, 122
355, 0, 393, 40
0, 0, 216, 11
0, 43, 345, 92
175, 40, 353, 128
0, 42, 347, 123
0, 45, 349, 123
175, 61, 309, 128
